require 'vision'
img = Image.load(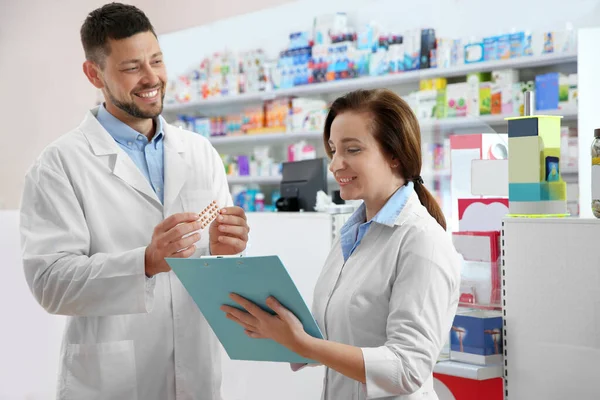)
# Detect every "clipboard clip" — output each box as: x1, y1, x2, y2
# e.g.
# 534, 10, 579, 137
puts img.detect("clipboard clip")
201, 254, 245, 267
